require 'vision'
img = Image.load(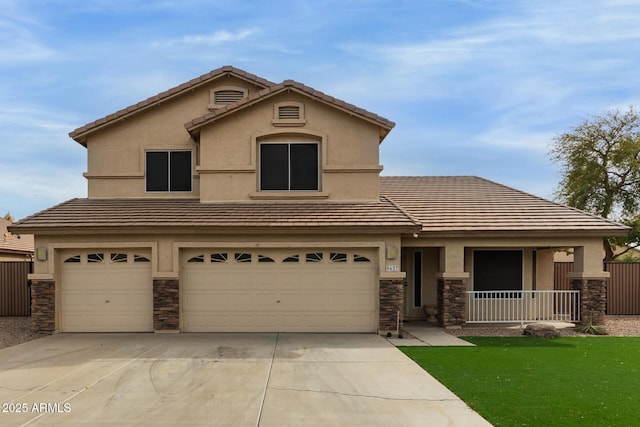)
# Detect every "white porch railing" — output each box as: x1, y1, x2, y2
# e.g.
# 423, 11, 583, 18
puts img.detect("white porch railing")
466, 290, 580, 323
